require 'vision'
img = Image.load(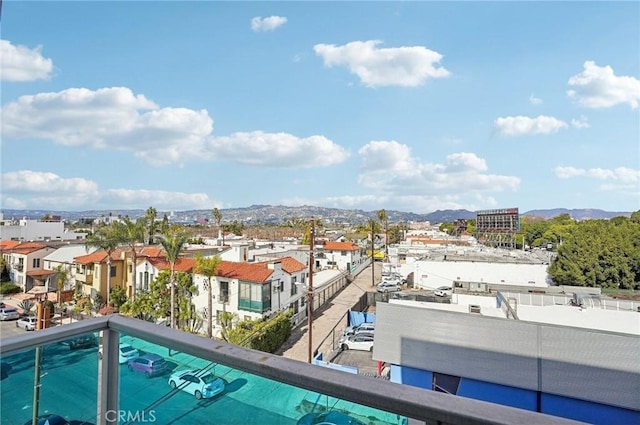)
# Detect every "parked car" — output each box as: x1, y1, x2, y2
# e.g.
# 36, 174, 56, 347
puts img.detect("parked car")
16, 316, 37, 331
128, 353, 168, 378
168, 369, 225, 399
434, 286, 452, 297
297, 411, 366, 425
343, 322, 375, 337
340, 332, 375, 352
377, 281, 401, 293
0, 308, 20, 321
98, 343, 140, 364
